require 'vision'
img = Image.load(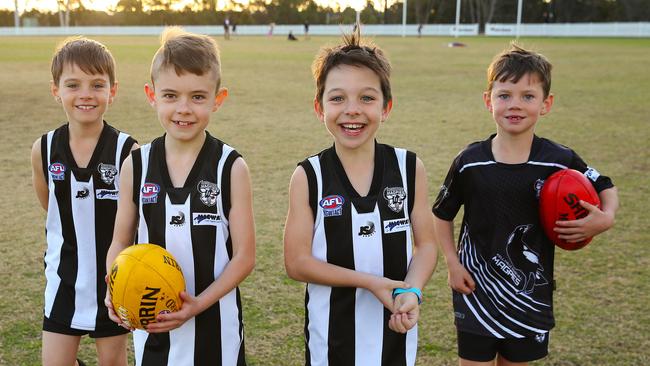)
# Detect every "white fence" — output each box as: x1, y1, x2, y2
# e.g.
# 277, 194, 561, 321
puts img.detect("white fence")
486, 22, 650, 37
0, 22, 648, 37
